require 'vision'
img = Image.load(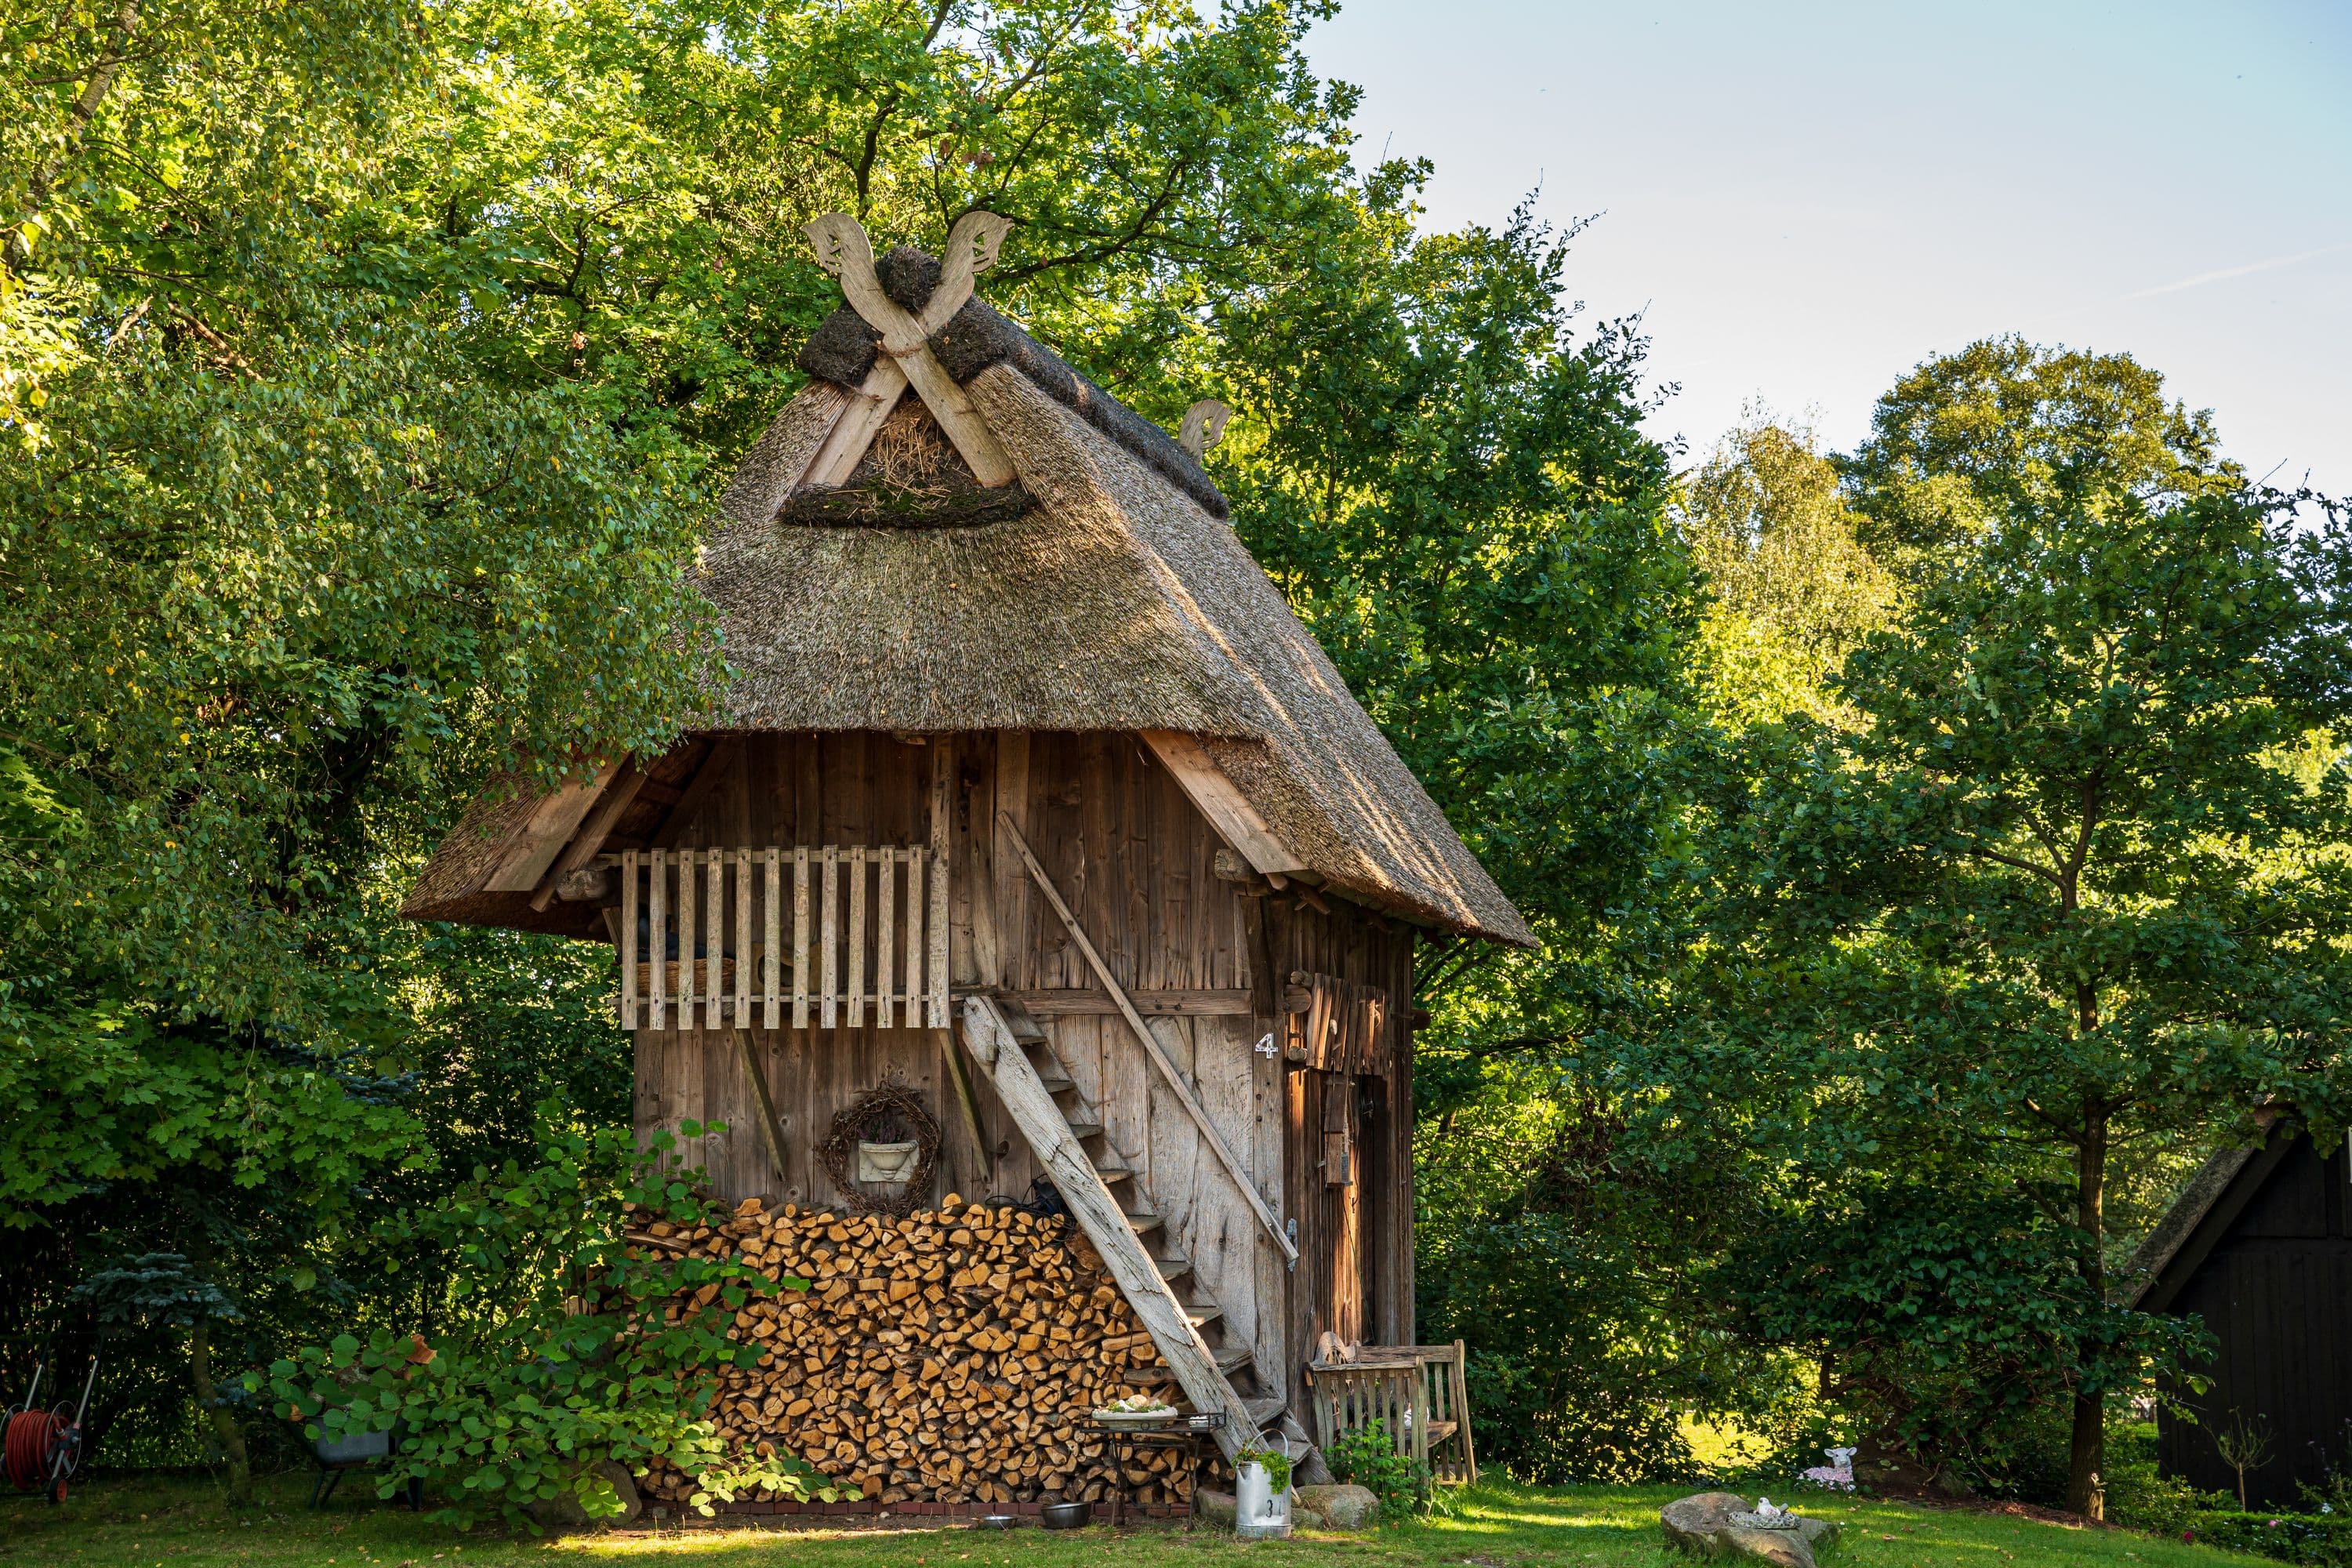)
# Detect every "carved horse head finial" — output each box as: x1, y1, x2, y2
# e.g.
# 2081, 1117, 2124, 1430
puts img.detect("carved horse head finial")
1179, 400, 1232, 459
799, 212, 1022, 489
